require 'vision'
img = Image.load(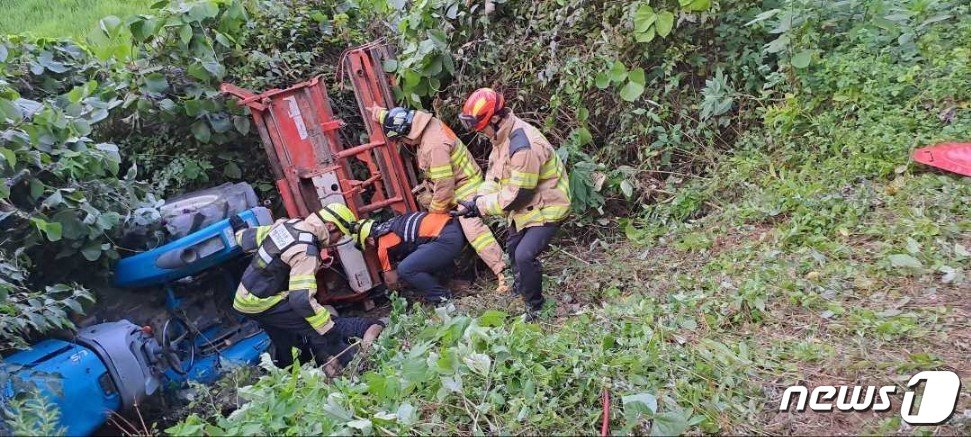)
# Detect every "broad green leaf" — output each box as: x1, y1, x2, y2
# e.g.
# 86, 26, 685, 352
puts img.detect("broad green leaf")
635, 26, 656, 43
609, 60, 628, 83
575, 127, 592, 146
188, 1, 220, 21
179, 25, 193, 47
689, 0, 711, 11
81, 243, 102, 261
889, 254, 922, 269
99, 16, 122, 36
651, 410, 691, 436
345, 419, 372, 433
463, 353, 491, 376
184, 99, 206, 117
634, 4, 657, 34
396, 403, 417, 426
144, 73, 168, 93
657, 11, 675, 37
214, 32, 232, 48
383, 58, 398, 73
31, 218, 62, 242
620, 81, 645, 102
233, 116, 250, 135
628, 68, 646, 85
478, 310, 507, 327
595, 72, 611, 89
791, 50, 812, 68
623, 392, 658, 416
202, 59, 225, 80
129, 17, 158, 42
0, 147, 15, 168
187, 62, 210, 81
577, 107, 589, 121
223, 162, 242, 179
191, 120, 212, 142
